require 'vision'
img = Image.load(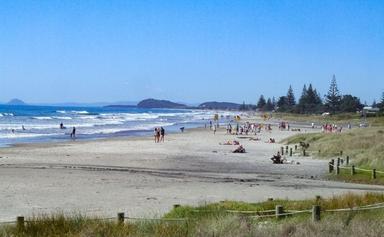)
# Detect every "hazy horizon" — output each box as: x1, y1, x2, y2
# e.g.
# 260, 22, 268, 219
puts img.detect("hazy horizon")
1, 1, 383, 104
